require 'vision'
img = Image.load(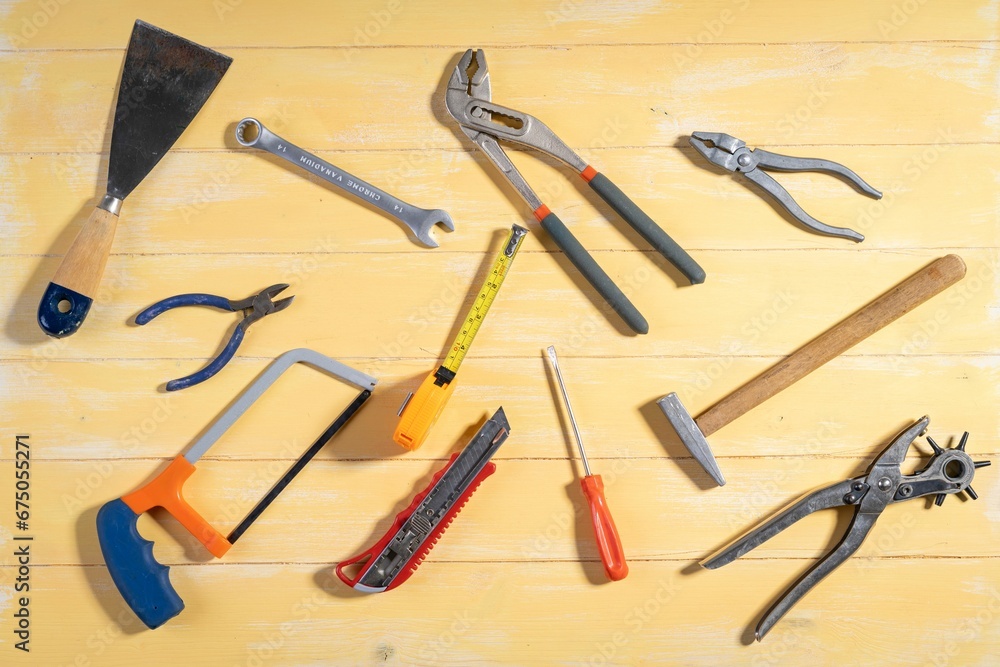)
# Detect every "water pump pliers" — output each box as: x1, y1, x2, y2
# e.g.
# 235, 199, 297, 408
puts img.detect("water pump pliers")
446, 48, 705, 335
135, 283, 294, 391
